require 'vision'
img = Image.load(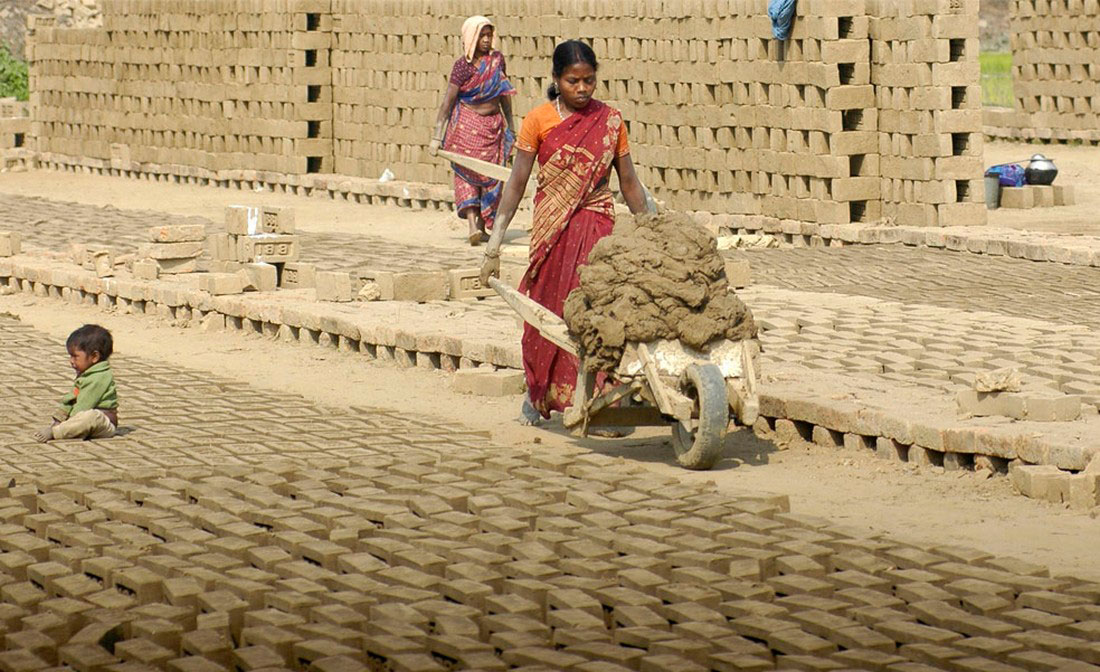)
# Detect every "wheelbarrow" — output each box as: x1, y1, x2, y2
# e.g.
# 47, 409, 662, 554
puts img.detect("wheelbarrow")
489, 278, 760, 470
